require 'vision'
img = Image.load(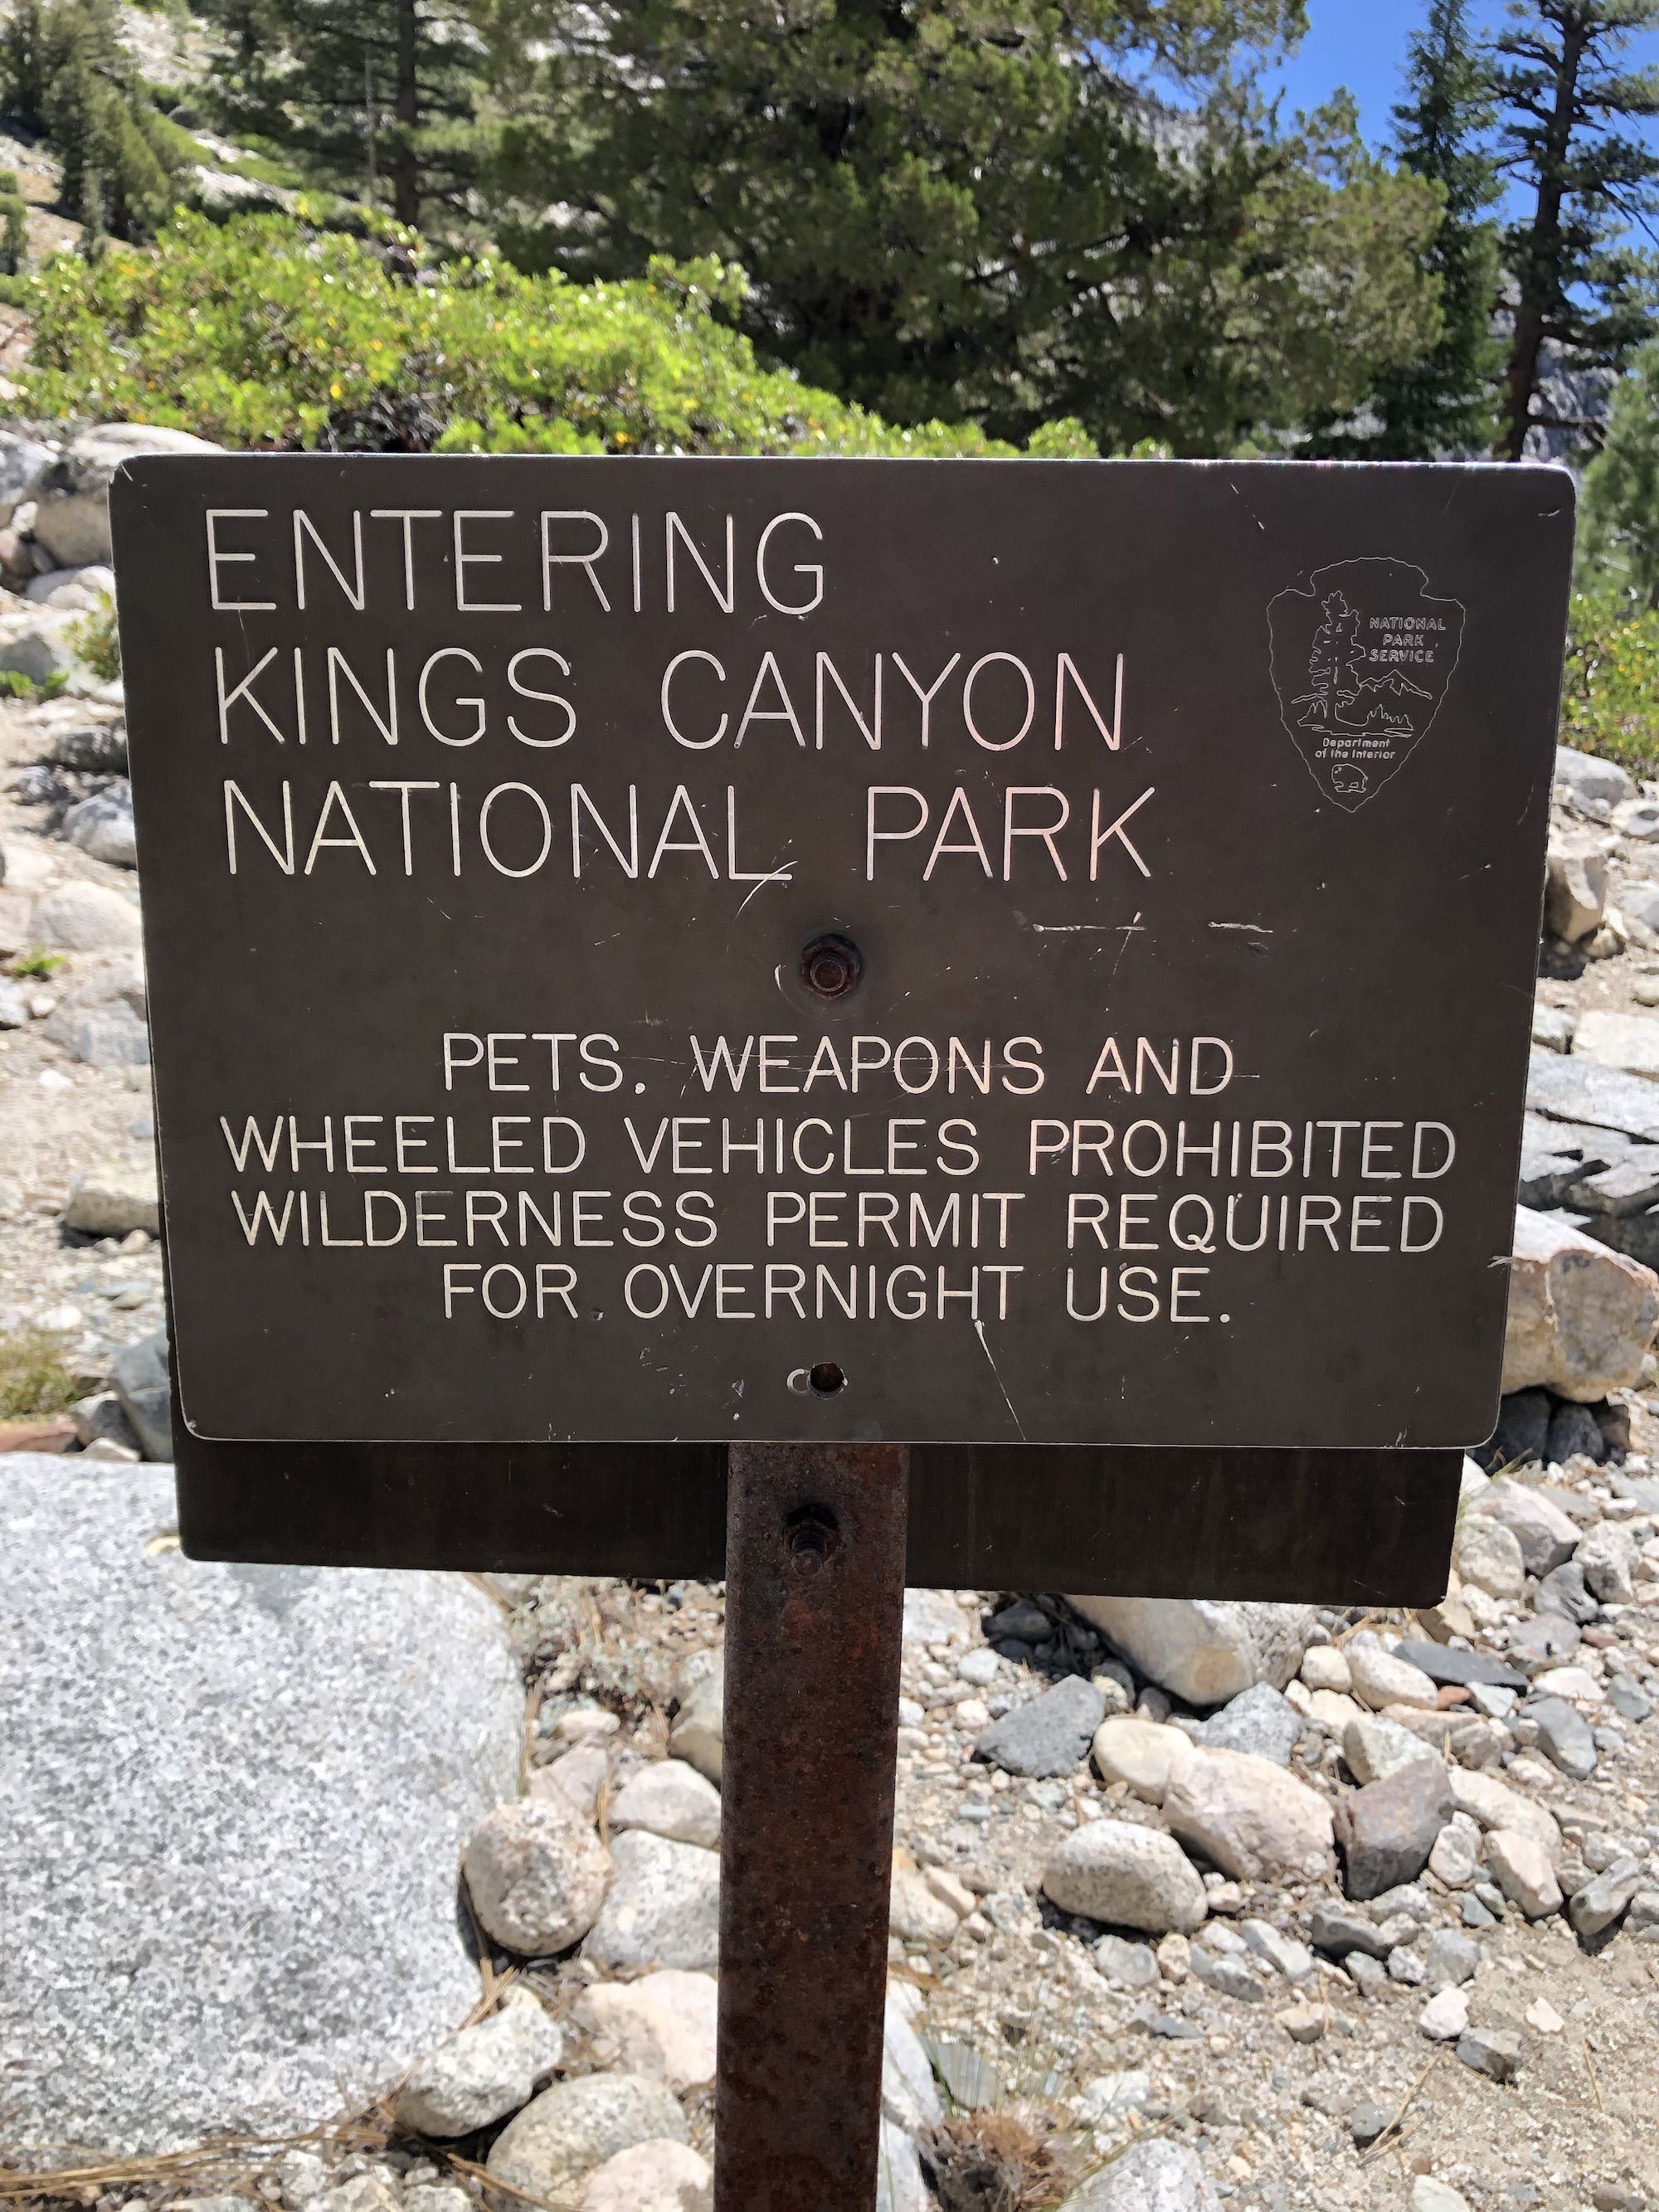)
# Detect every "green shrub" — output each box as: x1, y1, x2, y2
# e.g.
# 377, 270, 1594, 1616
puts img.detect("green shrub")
20, 208, 1094, 458
1560, 588, 1659, 780
0, 1326, 80, 1419
66, 589, 119, 681
0, 668, 67, 701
